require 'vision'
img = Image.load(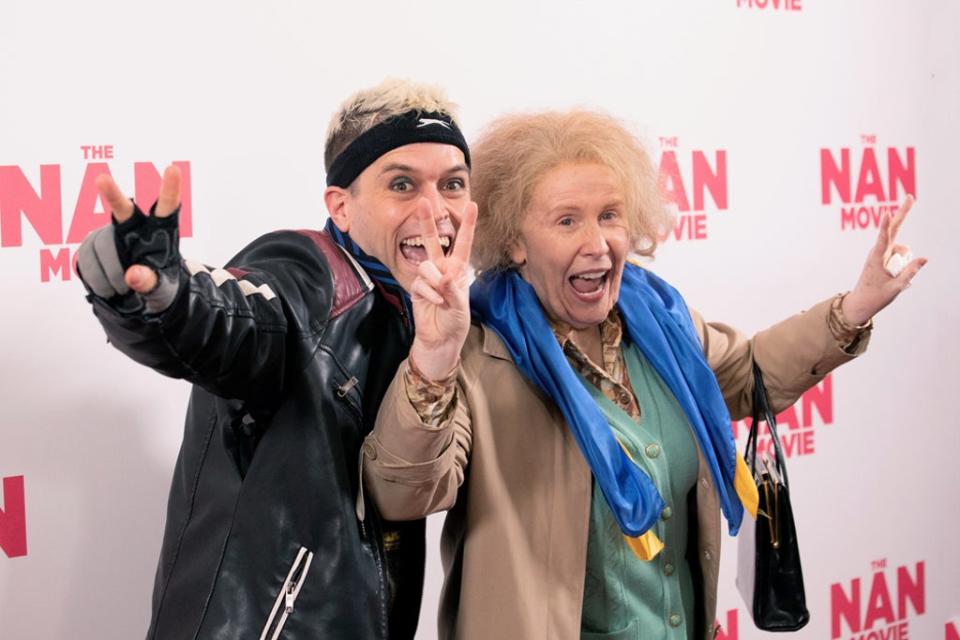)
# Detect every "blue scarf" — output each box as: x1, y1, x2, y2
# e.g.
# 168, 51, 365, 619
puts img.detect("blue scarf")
324, 219, 413, 324
470, 263, 746, 538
